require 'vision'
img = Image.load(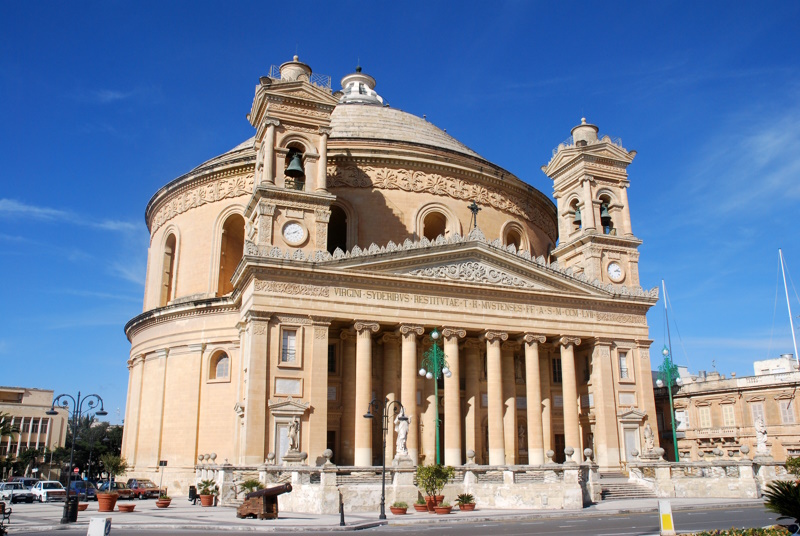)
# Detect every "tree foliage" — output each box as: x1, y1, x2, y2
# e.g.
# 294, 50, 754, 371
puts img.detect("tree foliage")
764, 479, 800, 523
